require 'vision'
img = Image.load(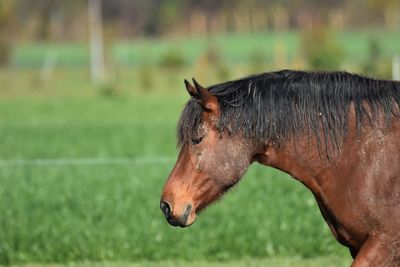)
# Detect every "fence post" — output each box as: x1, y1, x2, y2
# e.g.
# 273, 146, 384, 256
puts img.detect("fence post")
41, 49, 57, 82
88, 0, 105, 84
393, 55, 400, 81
